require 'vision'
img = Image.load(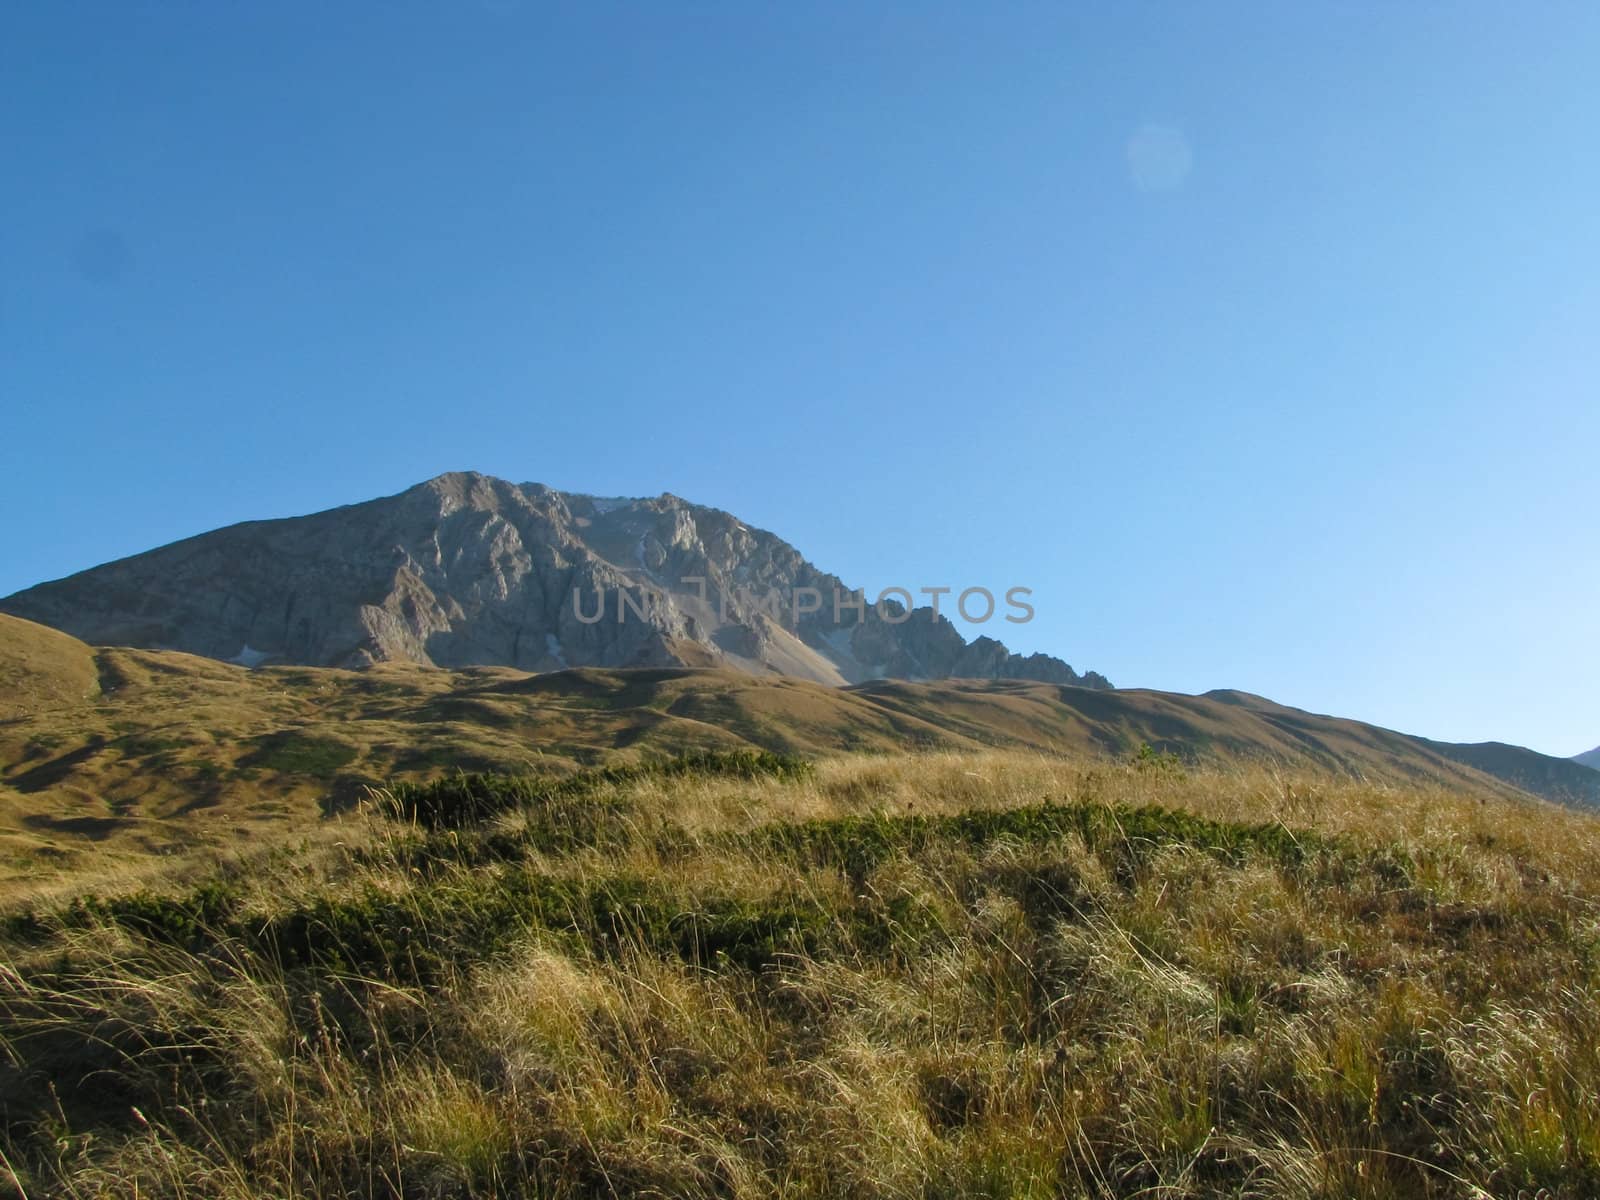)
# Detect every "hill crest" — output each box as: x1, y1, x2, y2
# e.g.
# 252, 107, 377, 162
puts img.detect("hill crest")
2, 614, 1596, 893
